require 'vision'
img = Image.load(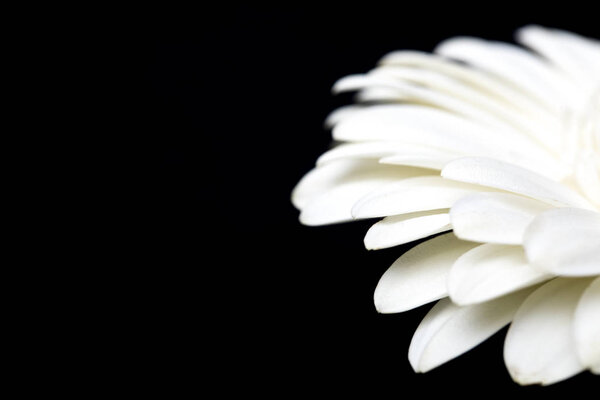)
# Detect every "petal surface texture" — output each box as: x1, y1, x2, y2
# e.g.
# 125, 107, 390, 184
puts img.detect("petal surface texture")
374, 234, 477, 313
442, 157, 594, 209
573, 277, 600, 371
409, 288, 535, 373
364, 210, 451, 250
352, 176, 490, 219
504, 278, 592, 385
448, 244, 550, 305
524, 208, 600, 276
450, 192, 553, 244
